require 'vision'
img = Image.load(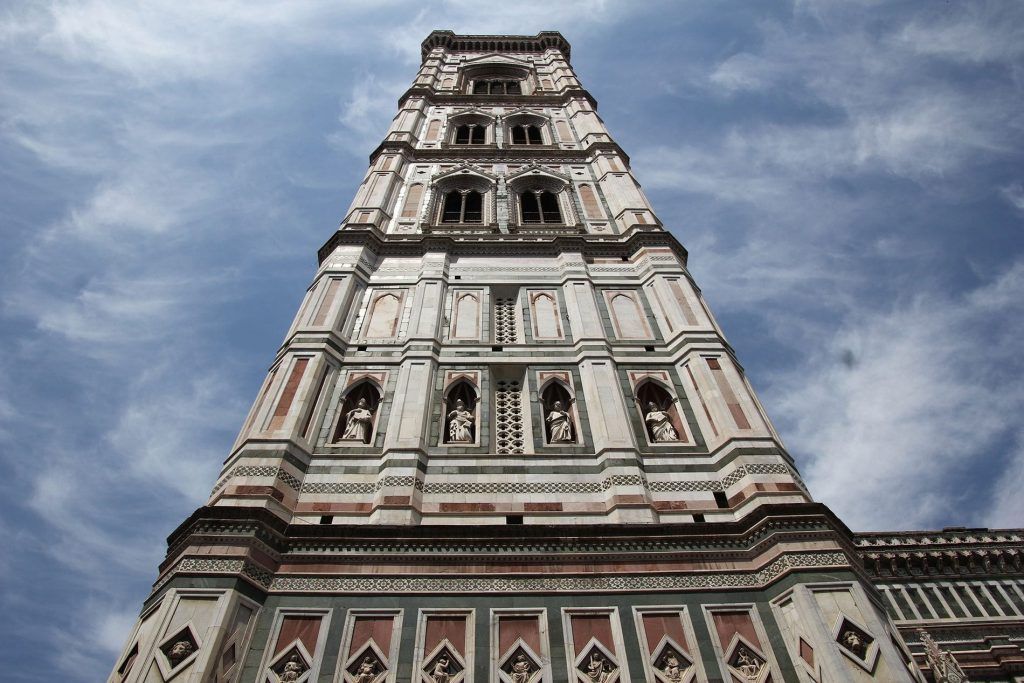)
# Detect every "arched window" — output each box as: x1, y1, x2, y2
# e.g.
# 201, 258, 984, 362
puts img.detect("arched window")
510, 124, 543, 145
453, 124, 485, 144
520, 191, 562, 224
441, 190, 483, 223
635, 381, 687, 444
443, 380, 477, 444
333, 381, 381, 444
